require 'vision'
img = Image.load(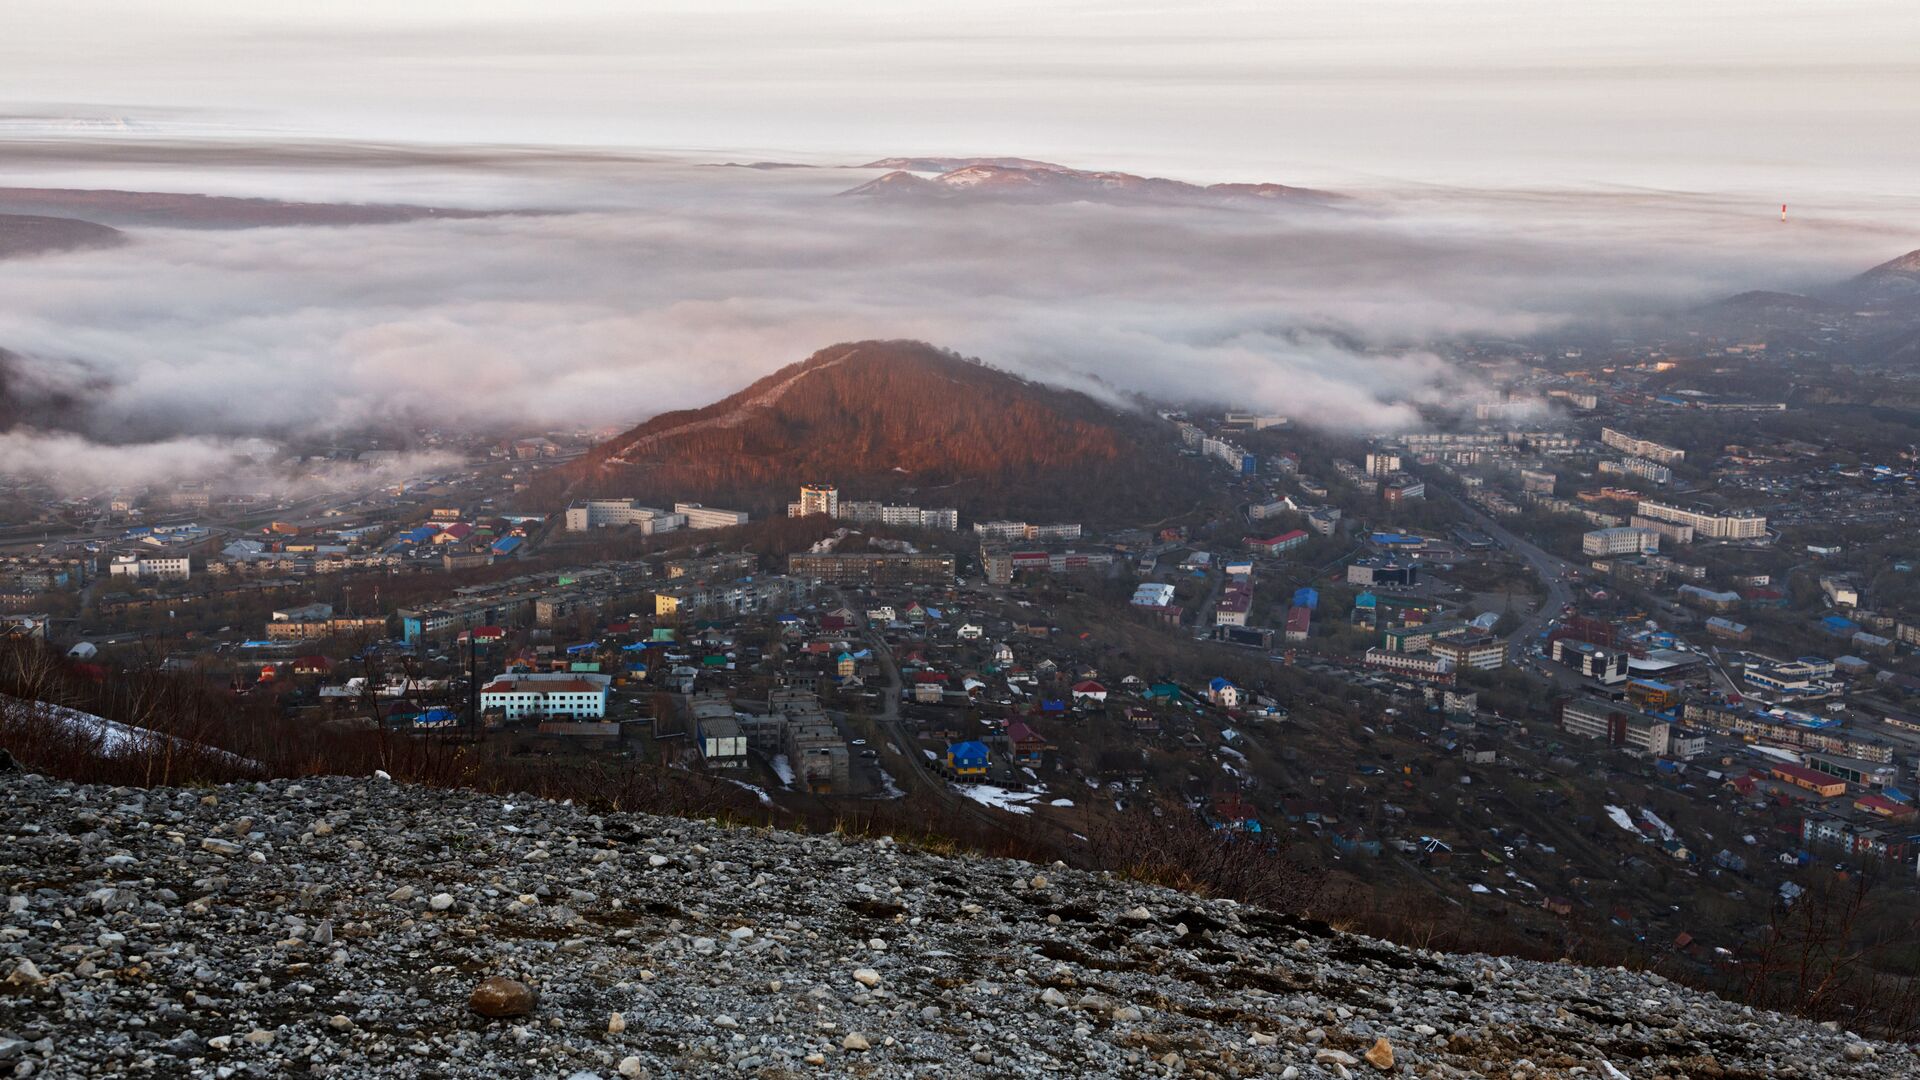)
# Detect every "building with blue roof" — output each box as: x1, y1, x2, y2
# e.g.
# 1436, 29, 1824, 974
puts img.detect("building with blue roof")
946, 740, 990, 778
